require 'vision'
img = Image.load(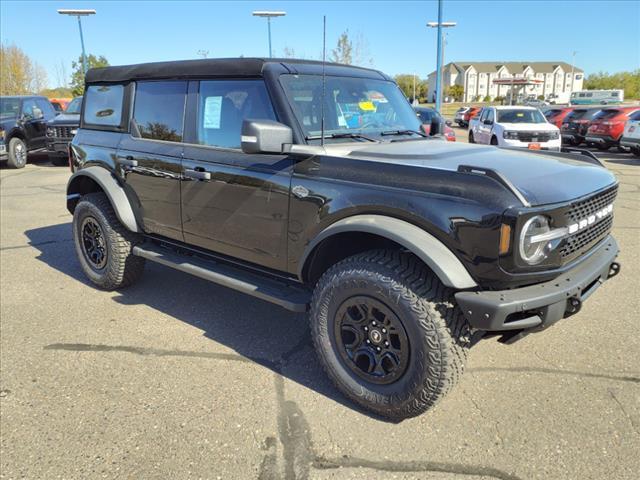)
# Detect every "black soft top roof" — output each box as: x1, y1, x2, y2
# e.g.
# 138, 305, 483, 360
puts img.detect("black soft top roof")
85, 57, 388, 83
